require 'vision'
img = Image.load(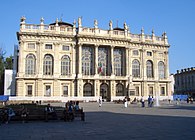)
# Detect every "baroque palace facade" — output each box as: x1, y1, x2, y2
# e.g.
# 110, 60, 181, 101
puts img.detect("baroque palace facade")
15, 17, 171, 101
